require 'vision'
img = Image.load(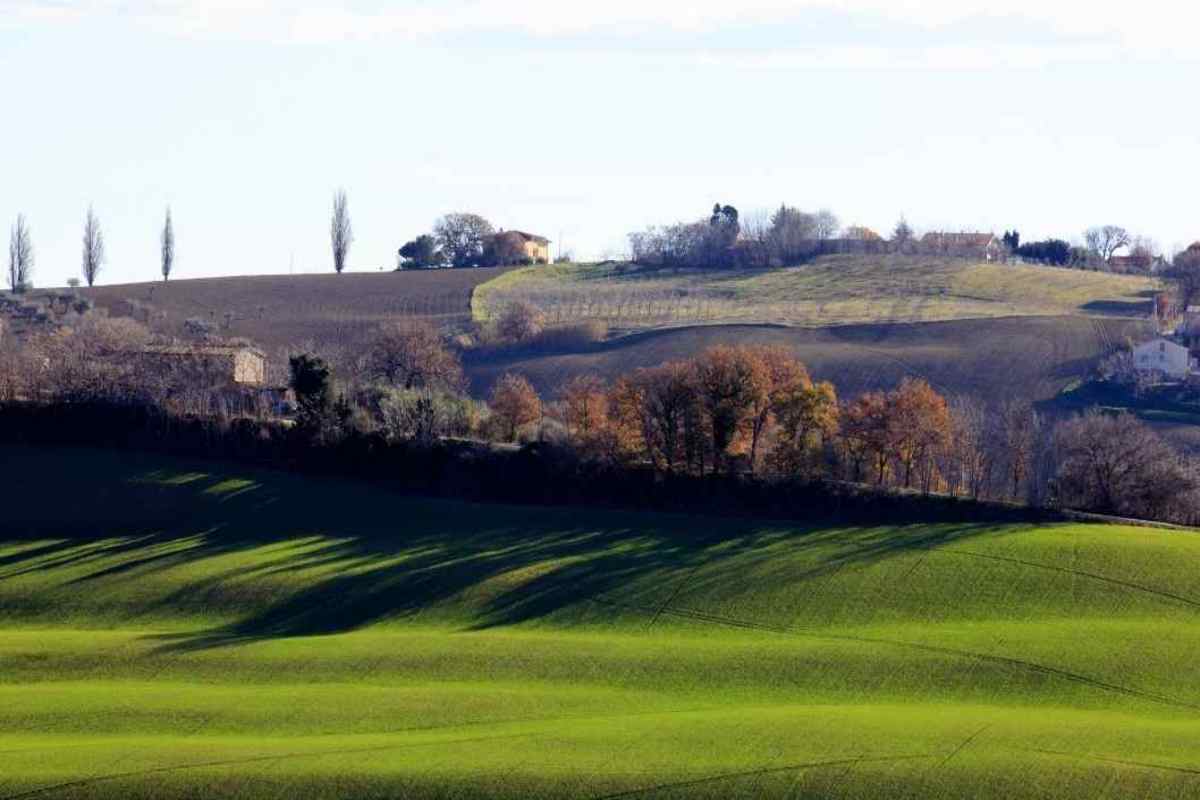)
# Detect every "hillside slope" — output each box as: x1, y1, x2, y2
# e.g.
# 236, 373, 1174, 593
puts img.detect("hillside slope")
474, 256, 1158, 329
83, 268, 512, 359
465, 316, 1148, 403
2, 446, 1198, 798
